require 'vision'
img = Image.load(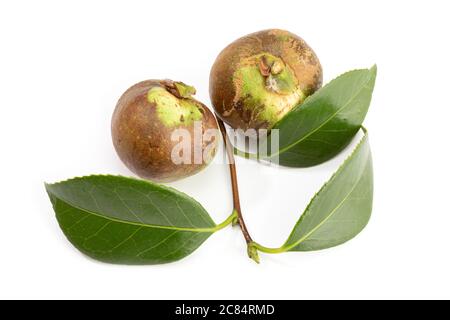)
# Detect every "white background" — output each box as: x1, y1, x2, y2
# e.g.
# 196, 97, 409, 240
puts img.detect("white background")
1, 0, 449, 300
